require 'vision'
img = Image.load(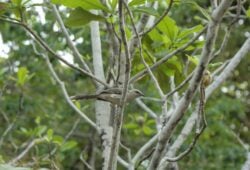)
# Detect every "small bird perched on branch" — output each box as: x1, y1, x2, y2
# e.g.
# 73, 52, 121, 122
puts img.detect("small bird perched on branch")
70, 88, 144, 105
201, 70, 212, 87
